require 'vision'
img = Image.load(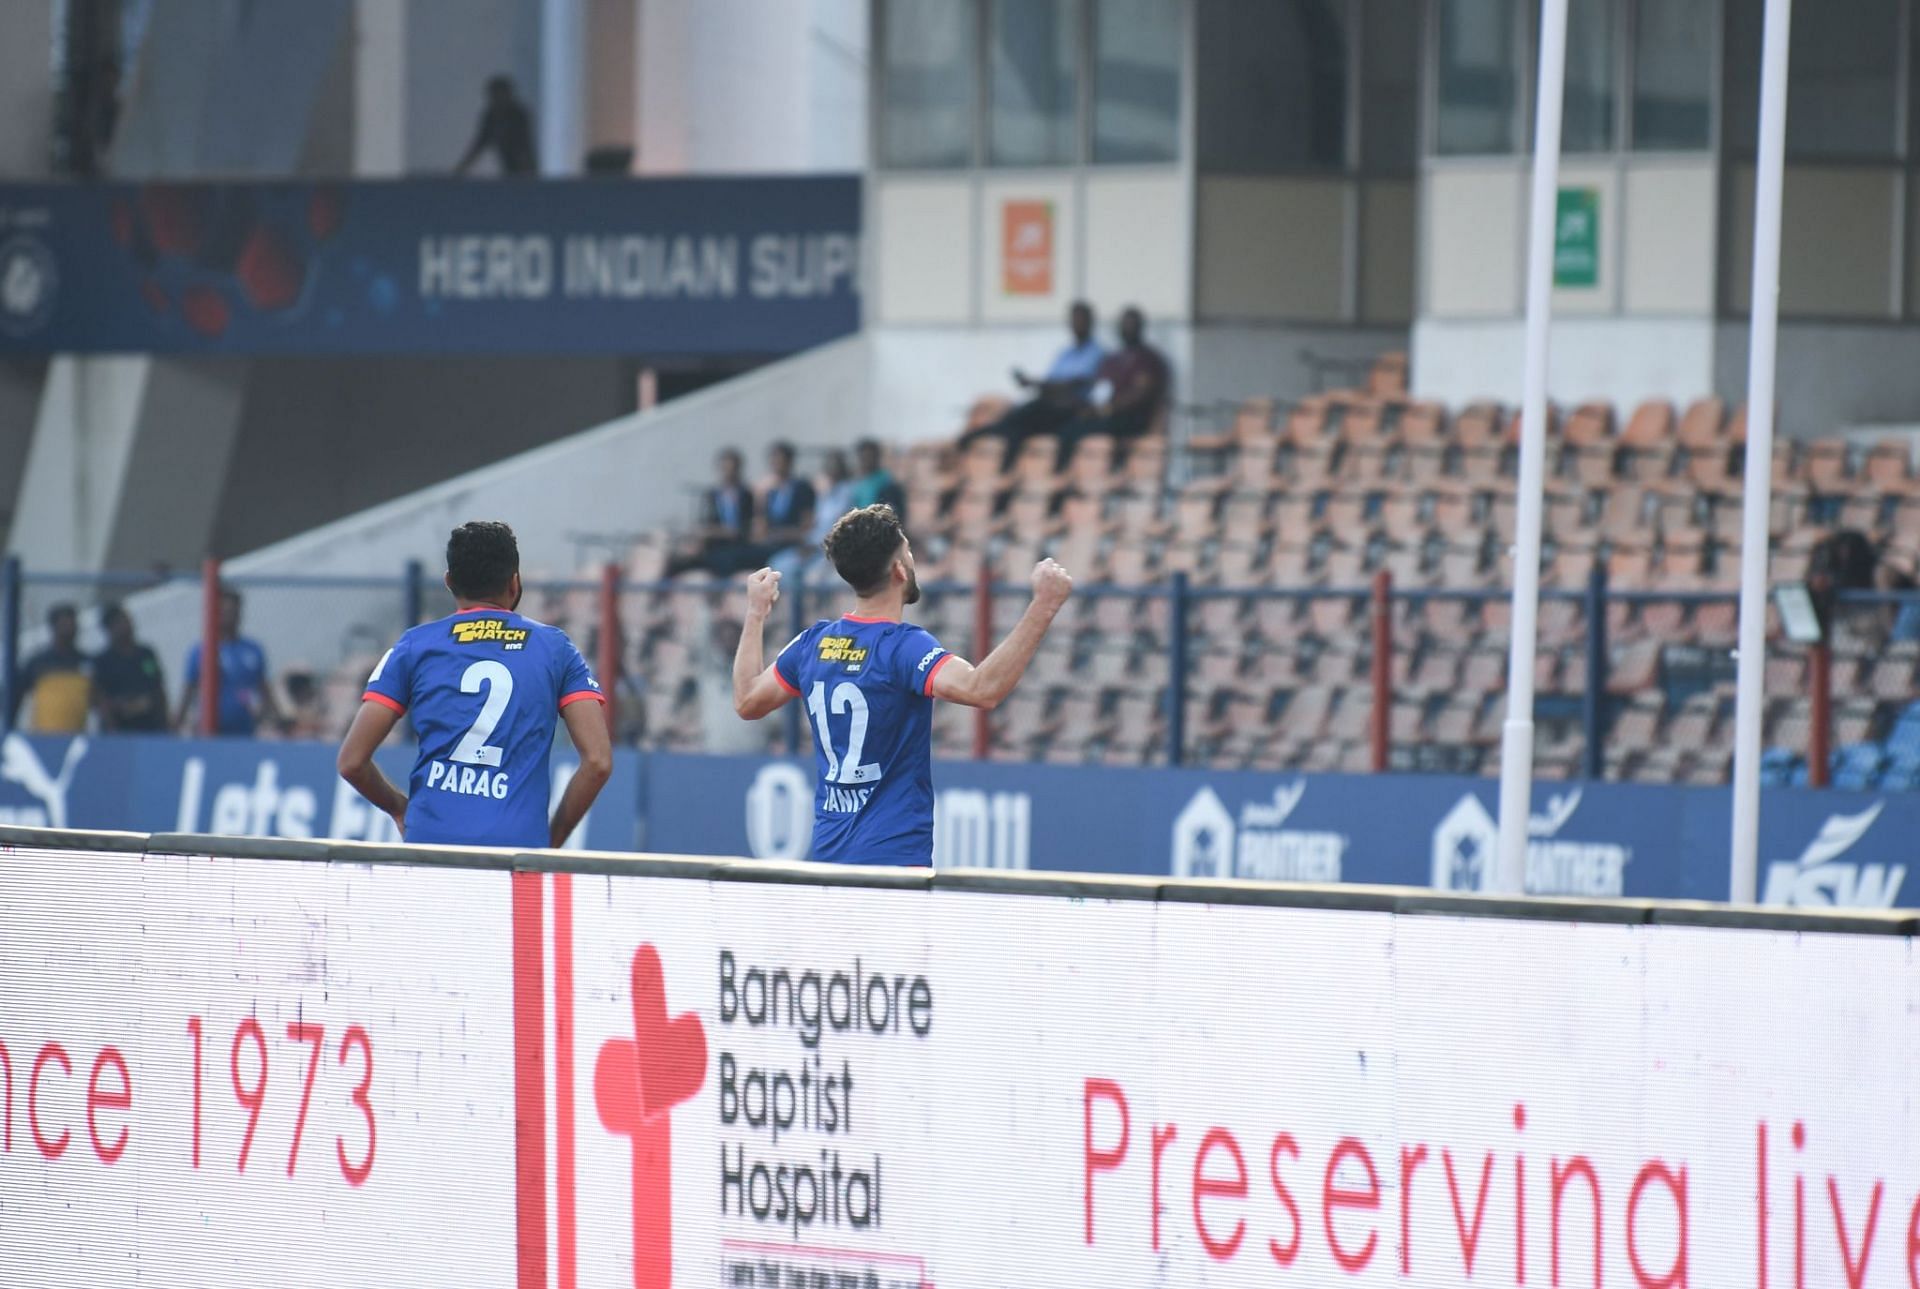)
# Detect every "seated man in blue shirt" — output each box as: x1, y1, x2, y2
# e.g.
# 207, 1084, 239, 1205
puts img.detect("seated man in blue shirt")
959, 300, 1105, 470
